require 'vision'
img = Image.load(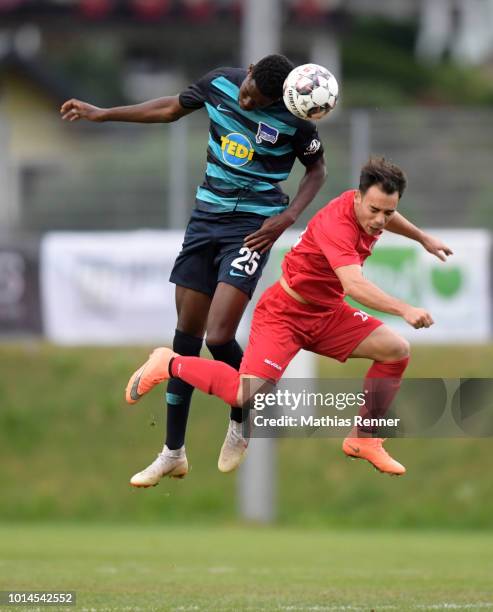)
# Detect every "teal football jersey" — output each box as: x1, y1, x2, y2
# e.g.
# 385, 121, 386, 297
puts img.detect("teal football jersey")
179, 67, 324, 217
